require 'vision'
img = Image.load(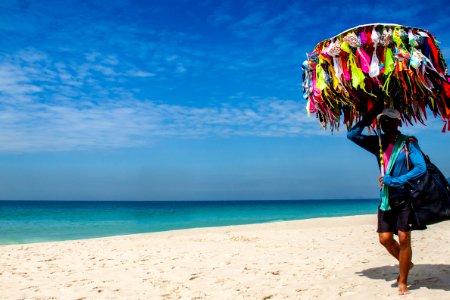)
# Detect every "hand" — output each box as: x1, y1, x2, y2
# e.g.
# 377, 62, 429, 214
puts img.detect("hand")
378, 175, 384, 187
